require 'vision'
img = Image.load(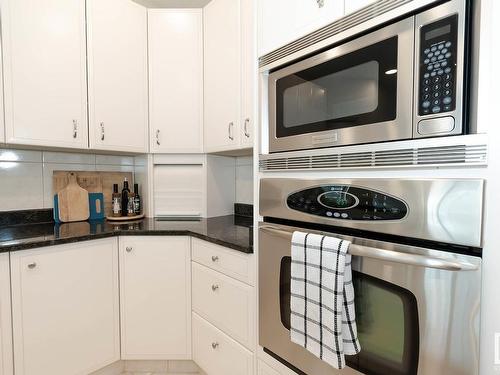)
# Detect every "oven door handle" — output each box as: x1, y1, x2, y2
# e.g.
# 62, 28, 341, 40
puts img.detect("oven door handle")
260, 225, 478, 271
